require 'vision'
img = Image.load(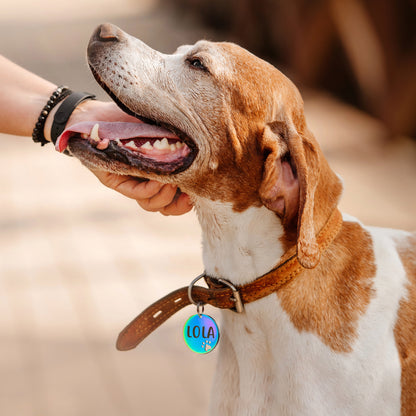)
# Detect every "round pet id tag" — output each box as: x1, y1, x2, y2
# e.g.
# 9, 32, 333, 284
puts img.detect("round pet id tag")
183, 313, 220, 354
